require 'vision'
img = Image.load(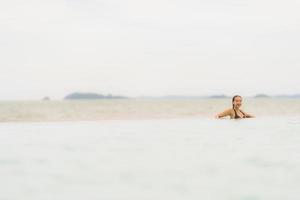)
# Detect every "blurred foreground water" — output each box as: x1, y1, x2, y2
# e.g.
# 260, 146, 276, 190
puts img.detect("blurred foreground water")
0, 99, 300, 199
